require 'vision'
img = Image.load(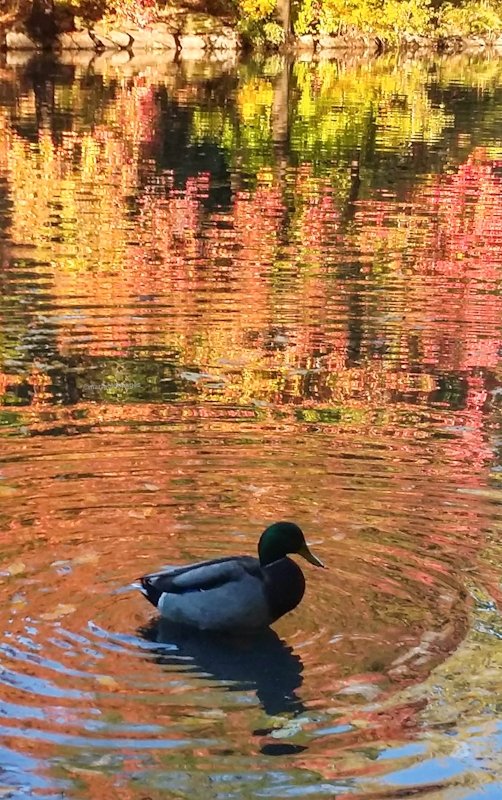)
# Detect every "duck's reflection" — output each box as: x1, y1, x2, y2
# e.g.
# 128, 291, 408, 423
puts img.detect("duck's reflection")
139, 619, 305, 717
